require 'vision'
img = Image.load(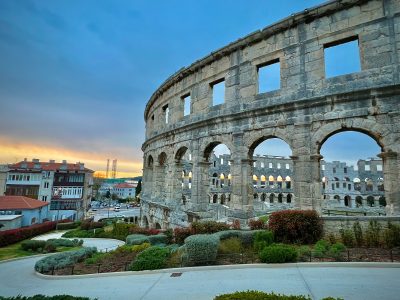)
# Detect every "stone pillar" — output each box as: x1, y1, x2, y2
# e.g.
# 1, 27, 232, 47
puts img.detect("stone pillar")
230, 158, 253, 211
378, 151, 400, 215
291, 154, 323, 212
142, 164, 153, 200
152, 163, 166, 202
191, 159, 212, 211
